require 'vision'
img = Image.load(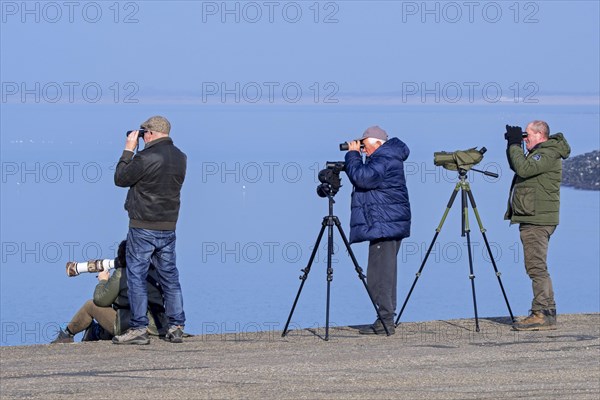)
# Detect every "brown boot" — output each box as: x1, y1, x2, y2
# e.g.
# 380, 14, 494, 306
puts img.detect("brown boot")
513, 310, 557, 331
